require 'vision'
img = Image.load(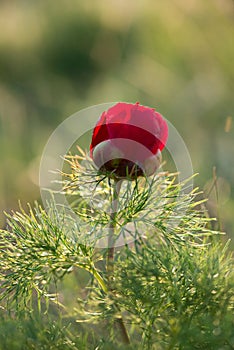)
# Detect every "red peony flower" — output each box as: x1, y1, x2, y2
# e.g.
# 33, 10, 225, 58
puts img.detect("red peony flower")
90, 102, 168, 178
